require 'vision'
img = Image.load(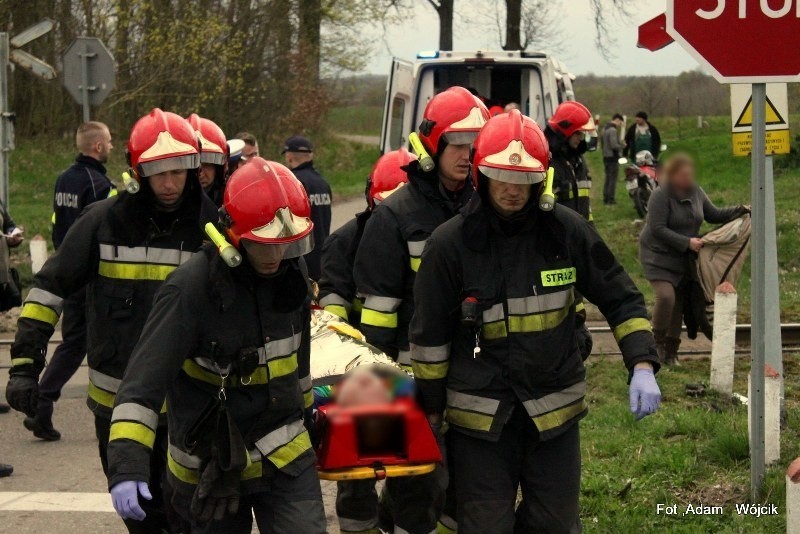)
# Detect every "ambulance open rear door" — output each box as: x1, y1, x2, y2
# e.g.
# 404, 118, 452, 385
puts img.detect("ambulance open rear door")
380, 58, 414, 155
